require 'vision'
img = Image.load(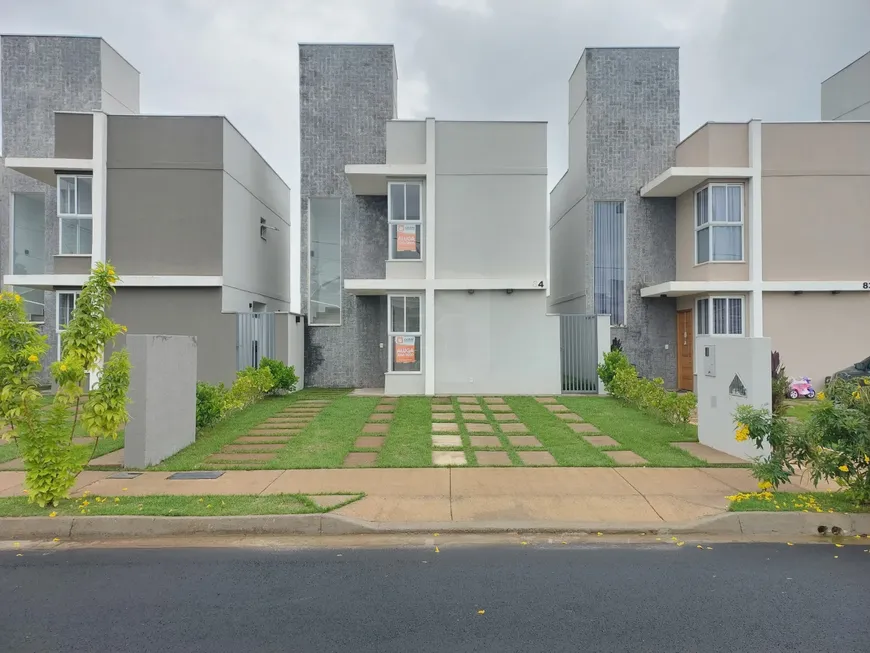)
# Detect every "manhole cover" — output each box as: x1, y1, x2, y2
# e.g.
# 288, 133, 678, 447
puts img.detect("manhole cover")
168, 471, 224, 480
